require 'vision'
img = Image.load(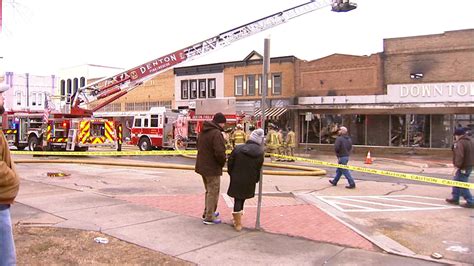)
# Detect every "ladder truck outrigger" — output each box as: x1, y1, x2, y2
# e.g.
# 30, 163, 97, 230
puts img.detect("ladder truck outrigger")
54, 0, 356, 151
